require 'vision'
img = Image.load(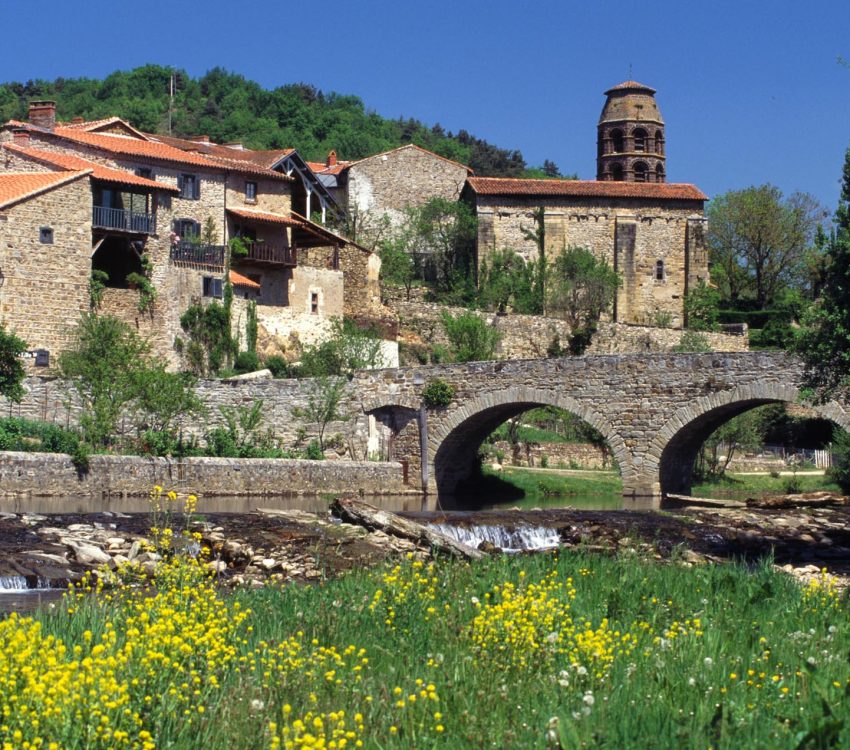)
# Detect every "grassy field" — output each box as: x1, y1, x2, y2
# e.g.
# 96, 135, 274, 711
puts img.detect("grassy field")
692, 472, 842, 500
4, 550, 849, 749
